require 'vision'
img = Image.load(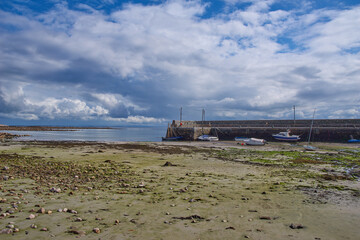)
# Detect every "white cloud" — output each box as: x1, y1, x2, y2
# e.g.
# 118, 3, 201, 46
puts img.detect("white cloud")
105, 115, 166, 123
1, 0, 360, 123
